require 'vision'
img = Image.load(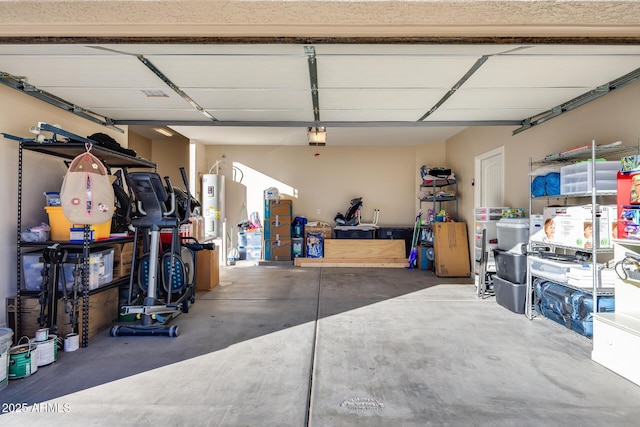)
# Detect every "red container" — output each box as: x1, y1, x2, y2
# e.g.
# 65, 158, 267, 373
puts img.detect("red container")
617, 171, 640, 239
